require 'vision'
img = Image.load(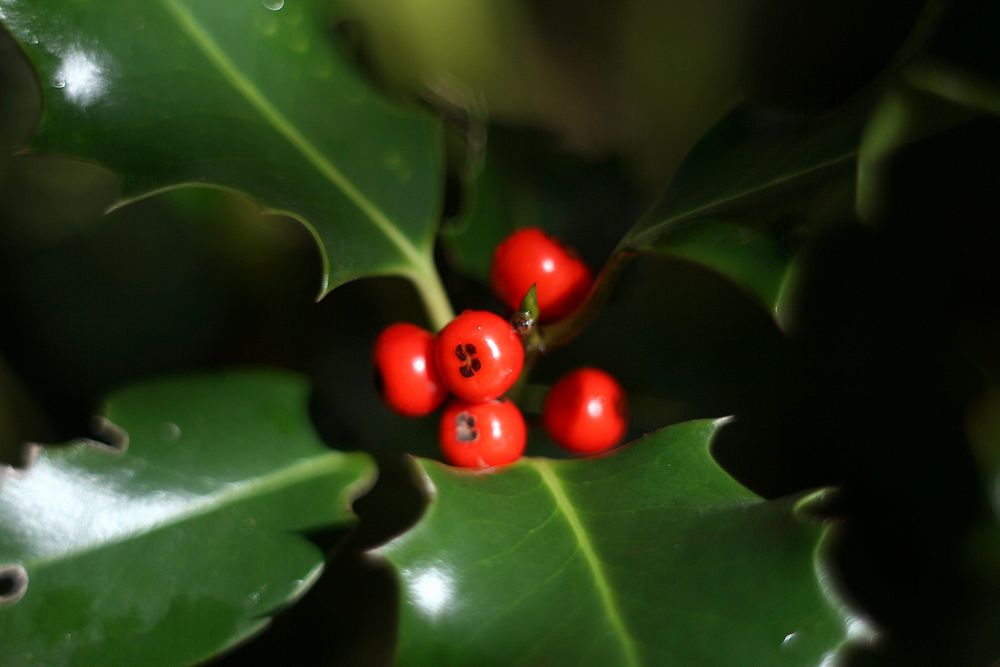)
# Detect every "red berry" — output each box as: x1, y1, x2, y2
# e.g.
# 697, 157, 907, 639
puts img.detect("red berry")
440, 398, 526, 467
434, 310, 524, 402
490, 227, 592, 322
372, 323, 447, 417
543, 368, 628, 454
